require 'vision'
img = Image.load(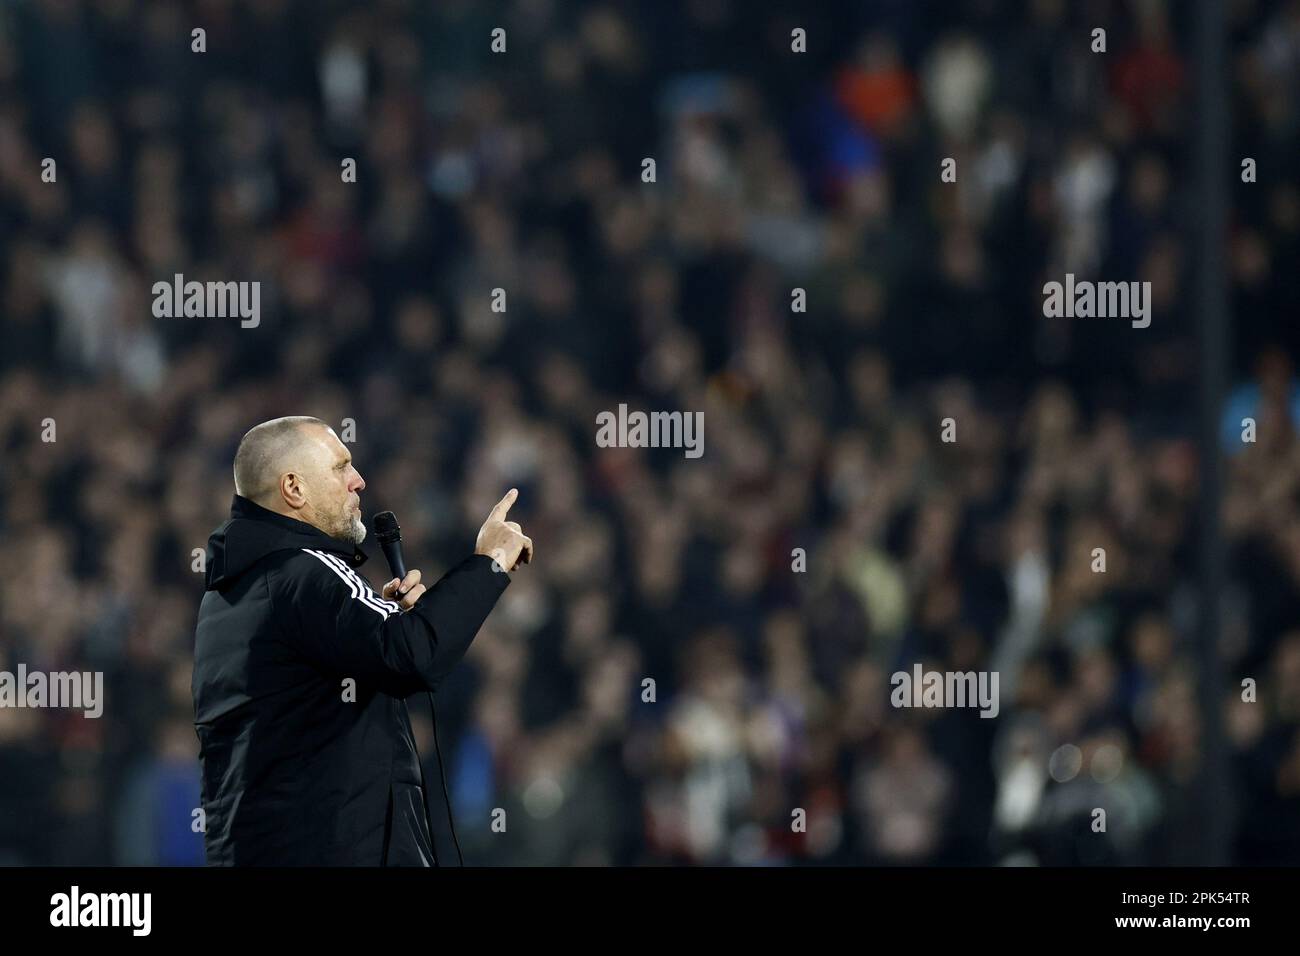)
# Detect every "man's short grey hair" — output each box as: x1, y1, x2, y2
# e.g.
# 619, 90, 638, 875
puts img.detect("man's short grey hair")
233, 416, 329, 505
